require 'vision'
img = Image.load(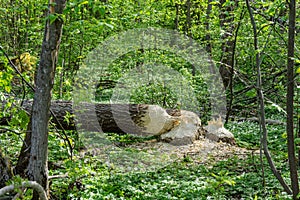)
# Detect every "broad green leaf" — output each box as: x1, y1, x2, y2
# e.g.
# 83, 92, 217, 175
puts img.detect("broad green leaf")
79, 1, 88, 6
